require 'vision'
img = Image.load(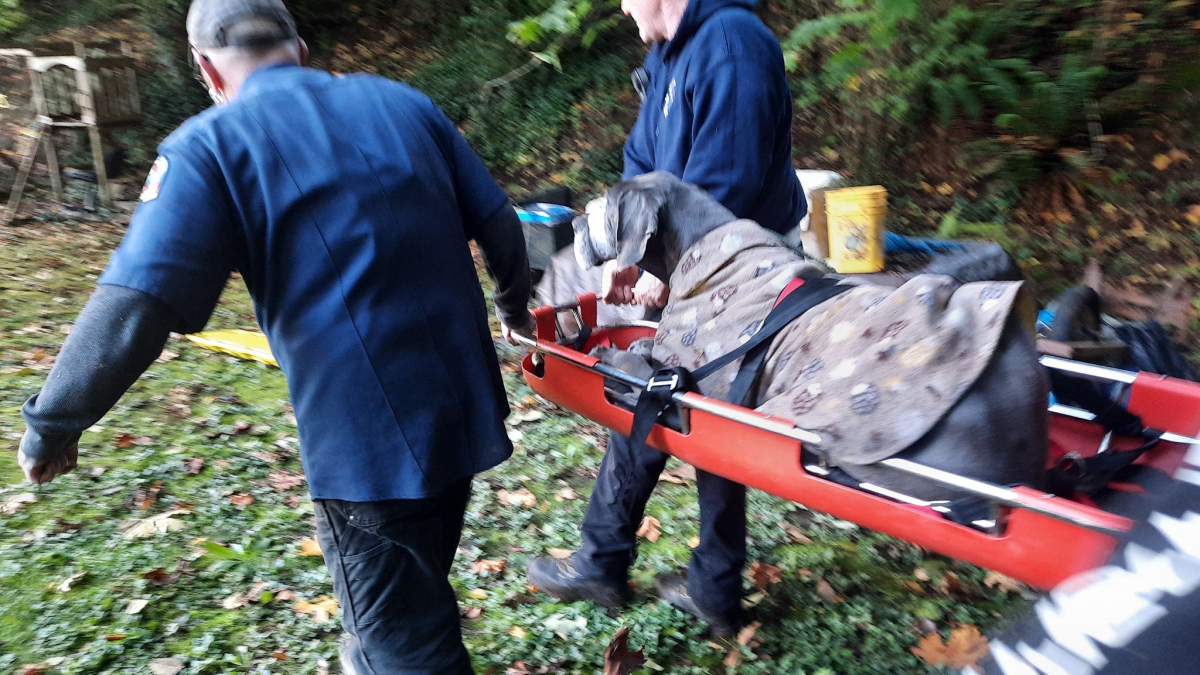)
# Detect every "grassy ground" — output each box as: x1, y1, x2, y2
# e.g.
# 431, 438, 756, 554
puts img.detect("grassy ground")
0, 220, 1029, 674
